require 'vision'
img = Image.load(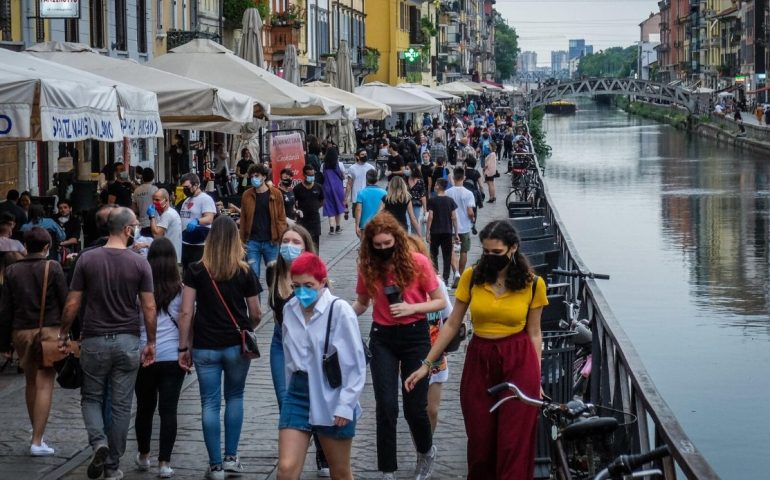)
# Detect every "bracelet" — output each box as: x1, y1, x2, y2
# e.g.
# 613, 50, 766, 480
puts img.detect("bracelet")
421, 359, 435, 369
178, 347, 189, 353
